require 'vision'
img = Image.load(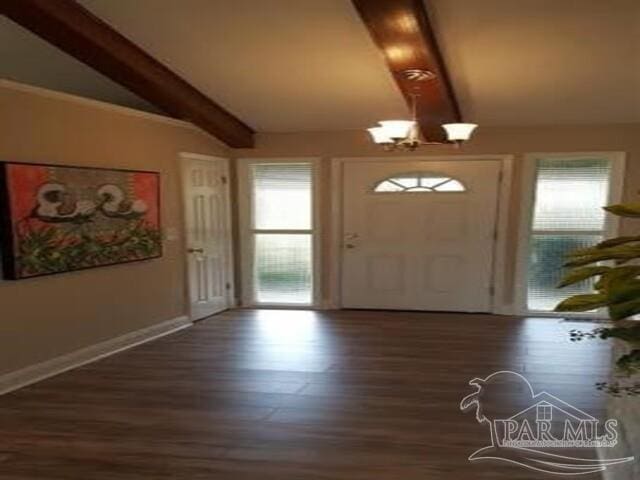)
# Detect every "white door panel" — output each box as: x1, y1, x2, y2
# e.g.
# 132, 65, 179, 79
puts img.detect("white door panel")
182, 156, 233, 320
341, 160, 501, 312
368, 255, 405, 292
